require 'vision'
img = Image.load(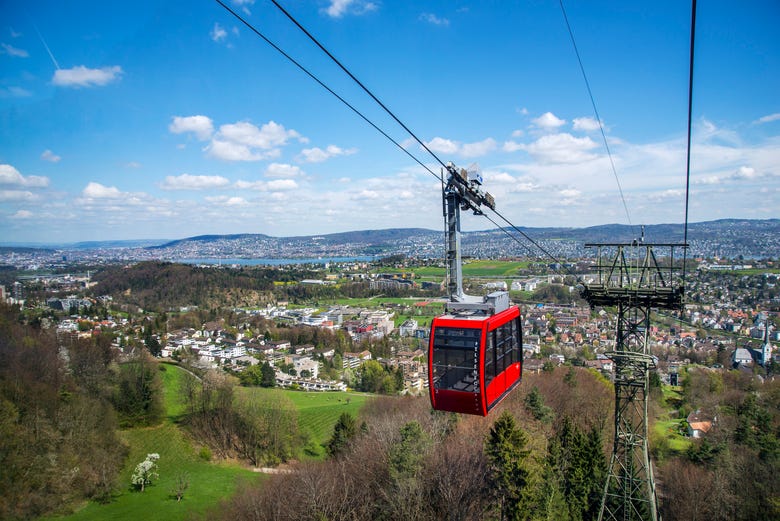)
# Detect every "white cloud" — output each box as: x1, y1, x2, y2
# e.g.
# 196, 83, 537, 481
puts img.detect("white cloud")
82, 182, 122, 199
734, 166, 758, 179
207, 120, 306, 162
160, 174, 230, 190
10, 210, 33, 219
0, 42, 28, 57
169, 115, 214, 141
572, 117, 601, 132
353, 189, 380, 200
532, 112, 566, 130
0, 164, 49, 187
267, 179, 298, 191
206, 195, 249, 206
205, 140, 265, 161
41, 149, 61, 163
0, 190, 36, 202
420, 13, 449, 26
424, 137, 496, 158
266, 163, 304, 178
323, 0, 378, 18
299, 145, 357, 163
461, 138, 497, 158
560, 189, 581, 198
211, 23, 227, 42
52, 65, 123, 88
524, 133, 599, 164
487, 172, 517, 184
425, 137, 458, 154
511, 129, 524, 138
754, 113, 780, 125
502, 140, 524, 153
232, 0, 255, 15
